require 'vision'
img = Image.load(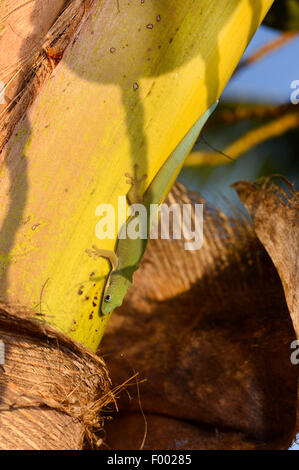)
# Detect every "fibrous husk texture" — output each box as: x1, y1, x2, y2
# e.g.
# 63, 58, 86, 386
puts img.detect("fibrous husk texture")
101, 181, 299, 450
0, 305, 111, 450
